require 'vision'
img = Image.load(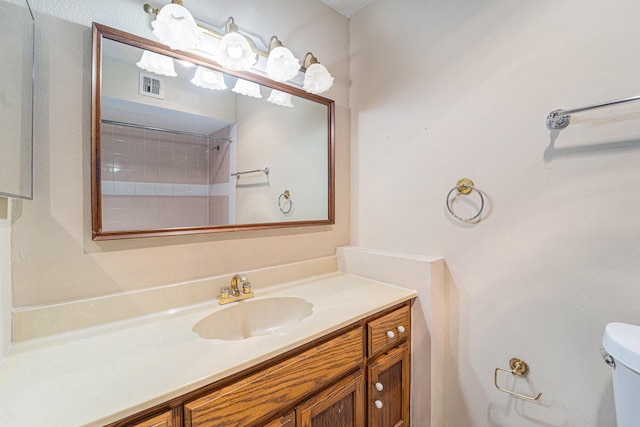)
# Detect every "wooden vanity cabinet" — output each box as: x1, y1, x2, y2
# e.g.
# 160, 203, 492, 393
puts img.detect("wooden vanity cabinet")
296, 372, 365, 427
107, 300, 413, 427
366, 304, 411, 427
124, 407, 181, 427
263, 411, 295, 427
368, 342, 410, 427
184, 327, 362, 426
